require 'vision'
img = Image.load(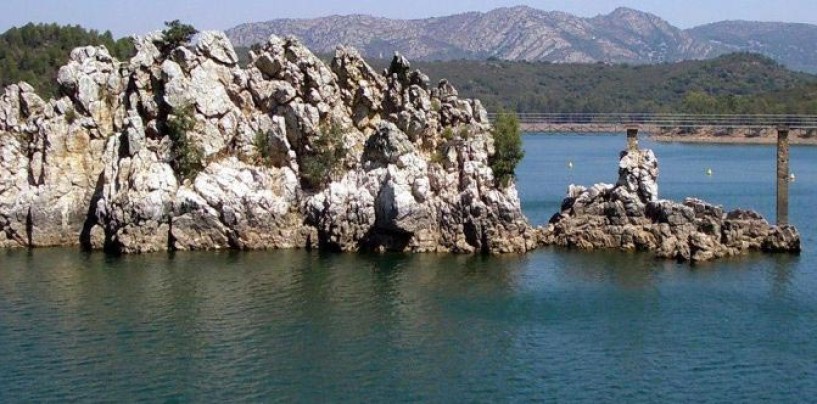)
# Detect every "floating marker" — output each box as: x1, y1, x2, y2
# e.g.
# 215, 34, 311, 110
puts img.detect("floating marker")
790, 173, 796, 183
706, 168, 713, 176
568, 161, 574, 170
